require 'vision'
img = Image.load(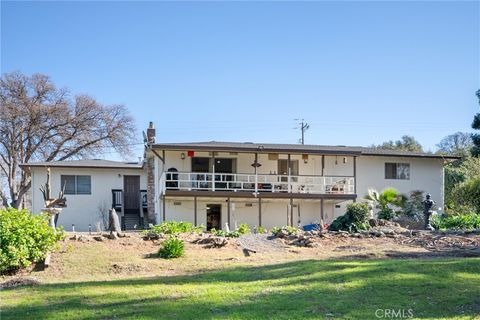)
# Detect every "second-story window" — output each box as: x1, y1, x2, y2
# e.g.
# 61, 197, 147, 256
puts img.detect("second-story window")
278, 159, 299, 182
385, 163, 410, 180
61, 175, 92, 194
